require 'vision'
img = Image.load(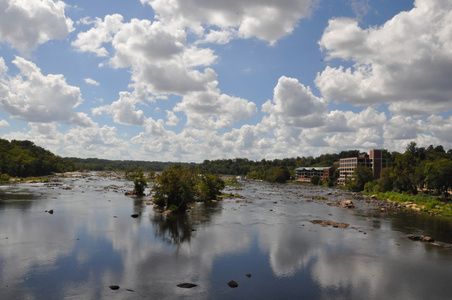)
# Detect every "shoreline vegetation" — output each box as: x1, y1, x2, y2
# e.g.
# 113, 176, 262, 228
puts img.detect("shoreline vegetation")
1, 138, 452, 216
365, 191, 452, 216
3, 171, 452, 216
